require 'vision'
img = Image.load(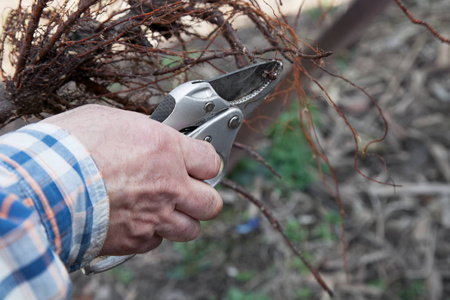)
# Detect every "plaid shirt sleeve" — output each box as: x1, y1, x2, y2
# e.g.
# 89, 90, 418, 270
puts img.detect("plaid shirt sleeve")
0, 123, 109, 299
